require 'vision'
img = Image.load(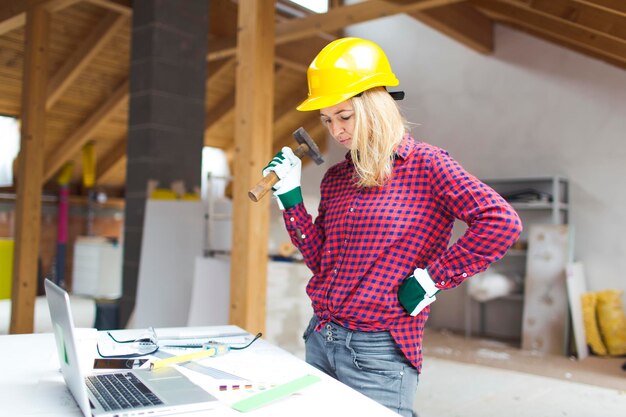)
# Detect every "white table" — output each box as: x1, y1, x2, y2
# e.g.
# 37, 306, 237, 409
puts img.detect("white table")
0, 325, 400, 416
